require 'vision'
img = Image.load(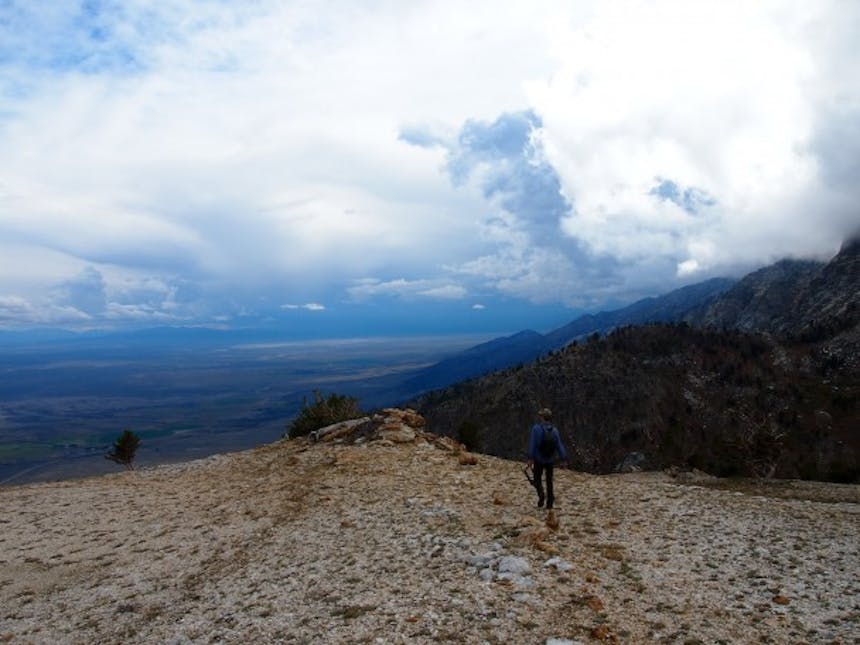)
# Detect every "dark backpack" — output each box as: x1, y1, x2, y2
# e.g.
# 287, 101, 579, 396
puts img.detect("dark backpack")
538, 424, 557, 460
